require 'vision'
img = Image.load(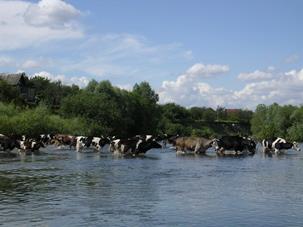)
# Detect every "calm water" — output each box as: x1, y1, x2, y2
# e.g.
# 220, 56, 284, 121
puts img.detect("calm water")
1, 145, 303, 227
